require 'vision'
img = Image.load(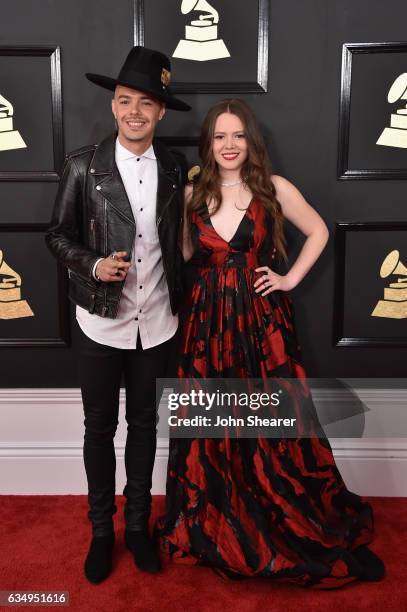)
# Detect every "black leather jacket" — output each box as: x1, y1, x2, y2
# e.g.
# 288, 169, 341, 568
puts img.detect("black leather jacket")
45, 133, 185, 318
